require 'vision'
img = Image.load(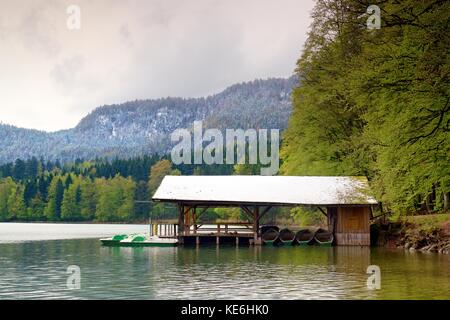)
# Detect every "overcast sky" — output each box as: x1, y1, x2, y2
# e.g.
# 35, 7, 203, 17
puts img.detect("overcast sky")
0, 0, 315, 132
